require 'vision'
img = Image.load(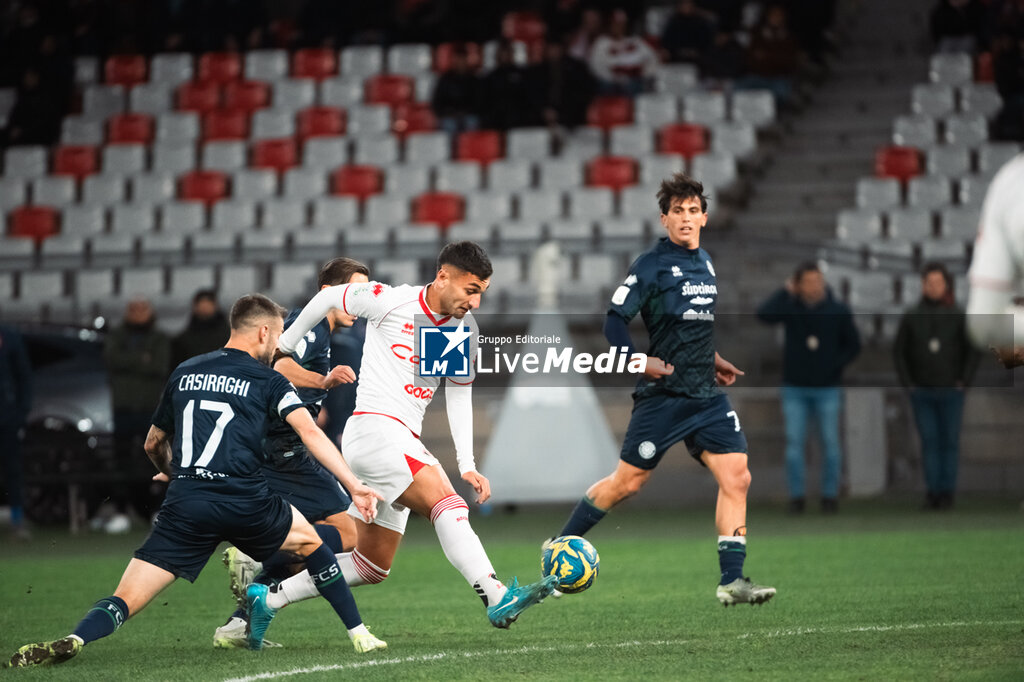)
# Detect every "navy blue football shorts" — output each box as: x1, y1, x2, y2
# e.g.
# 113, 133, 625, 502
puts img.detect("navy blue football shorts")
262, 435, 352, 523
134, 488, 294, 583
620, 393, 748, 470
